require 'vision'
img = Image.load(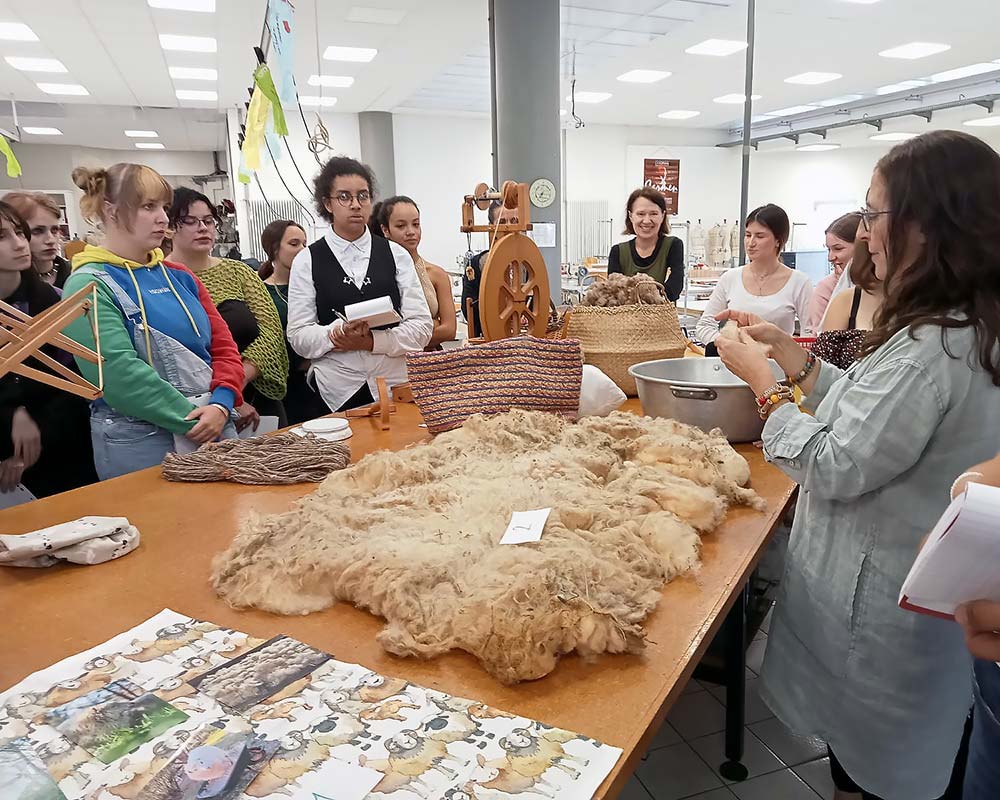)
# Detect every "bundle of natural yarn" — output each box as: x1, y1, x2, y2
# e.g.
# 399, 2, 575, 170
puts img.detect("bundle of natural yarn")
580, 273, 668, 308
212, 410, 763, 683
162, 432, 351, 485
